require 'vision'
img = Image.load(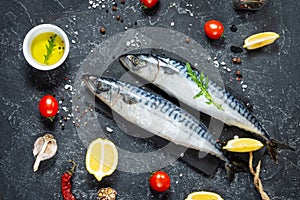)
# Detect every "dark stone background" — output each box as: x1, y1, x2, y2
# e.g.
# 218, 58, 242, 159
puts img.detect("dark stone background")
0, 0, 299, 199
